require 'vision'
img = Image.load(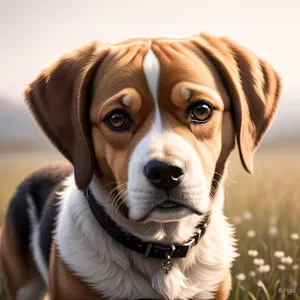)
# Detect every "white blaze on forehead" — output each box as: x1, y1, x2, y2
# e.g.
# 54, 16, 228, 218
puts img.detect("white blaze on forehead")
143, 49, 162, 132
143, 49, 160, 101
